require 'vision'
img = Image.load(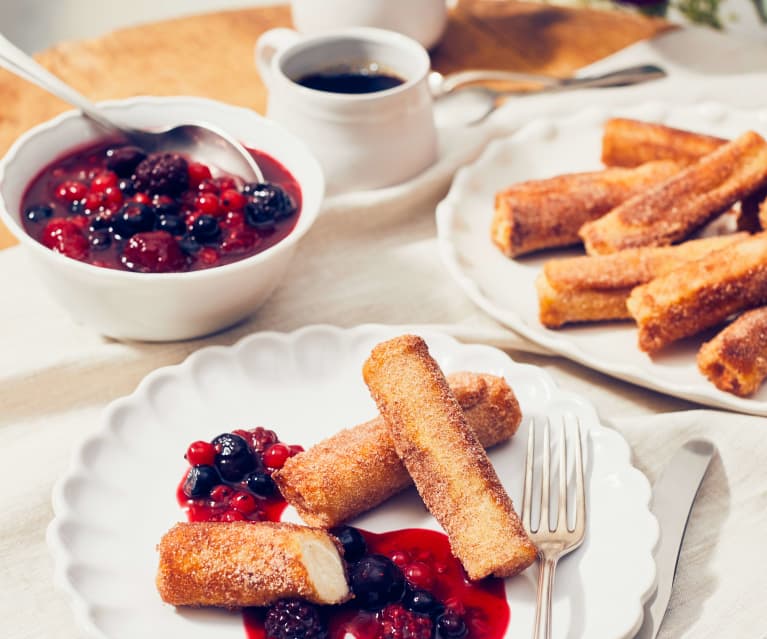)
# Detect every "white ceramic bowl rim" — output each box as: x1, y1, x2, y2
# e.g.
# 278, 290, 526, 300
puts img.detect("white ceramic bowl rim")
272, 26, 432, 102
0, 96, 323, 282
